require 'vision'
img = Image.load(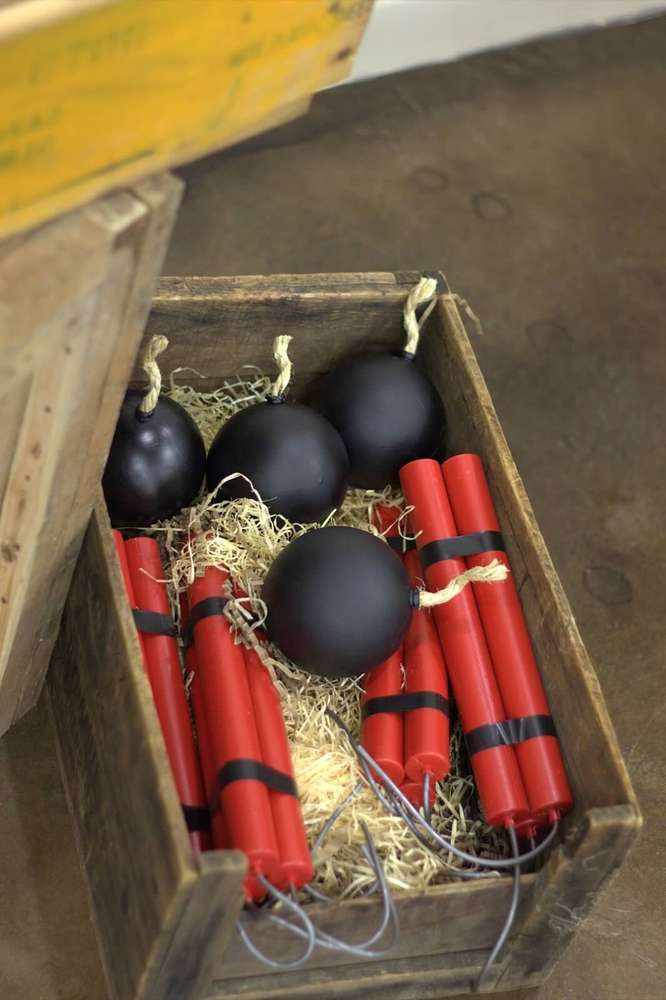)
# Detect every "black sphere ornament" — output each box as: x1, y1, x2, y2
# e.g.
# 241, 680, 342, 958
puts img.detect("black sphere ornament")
206, 336, 349, 524
102, 337, 206, 527
262, 526, 413, 678
312, 276, 446, 489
